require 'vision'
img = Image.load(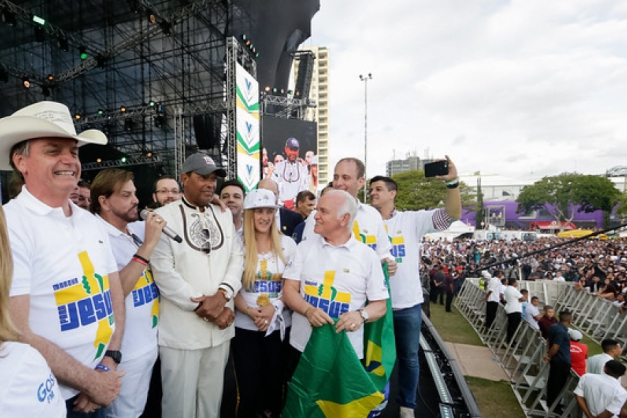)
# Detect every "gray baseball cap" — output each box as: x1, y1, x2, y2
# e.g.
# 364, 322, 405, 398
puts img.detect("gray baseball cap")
182, 153, 227, 177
